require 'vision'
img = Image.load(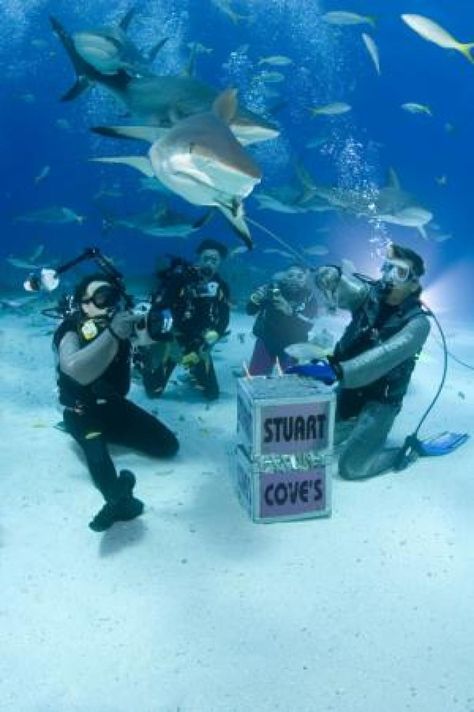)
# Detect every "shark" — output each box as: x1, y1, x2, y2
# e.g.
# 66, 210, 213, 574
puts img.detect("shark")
296, 164, 433, 237
69, 7, 168, 78
91, 89, 262, 248
50, 16, 279, 146
101, 202, 211, 239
